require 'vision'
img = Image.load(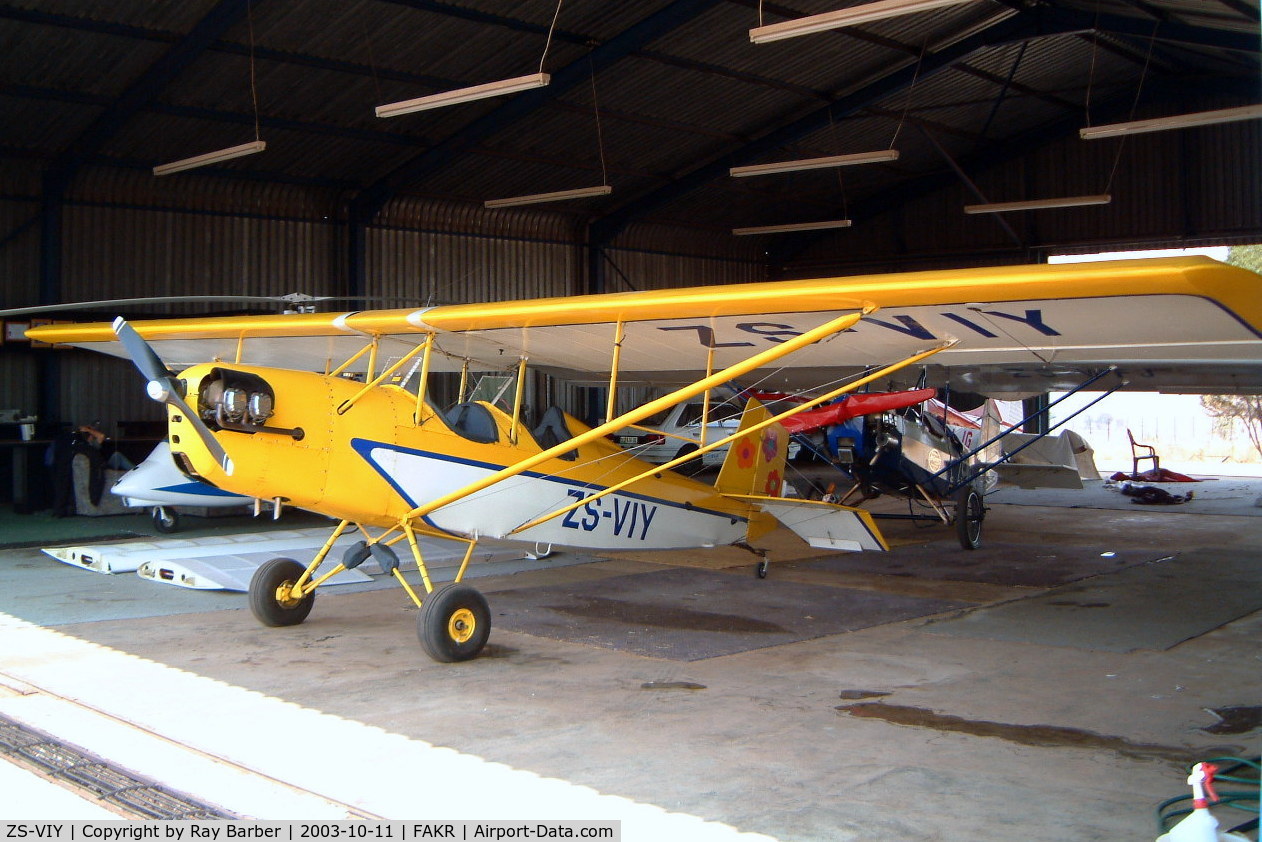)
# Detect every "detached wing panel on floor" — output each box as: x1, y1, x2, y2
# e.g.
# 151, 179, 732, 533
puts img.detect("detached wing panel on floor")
27, 257, 1262, 393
